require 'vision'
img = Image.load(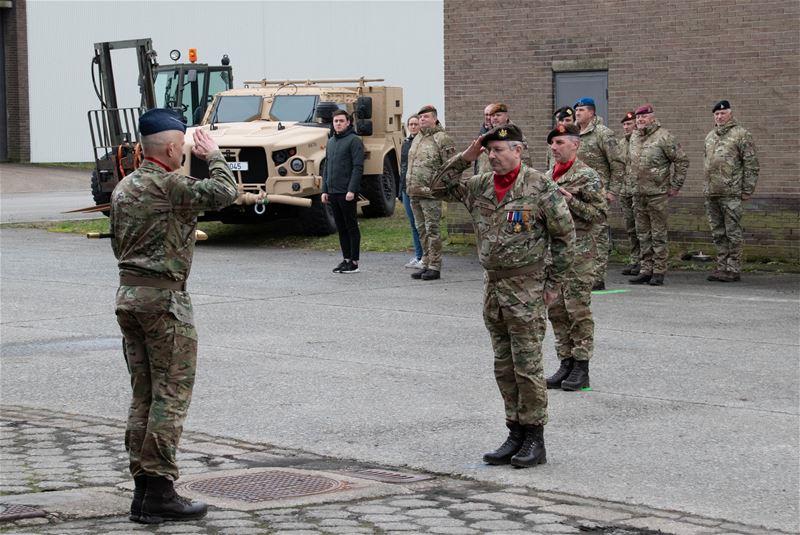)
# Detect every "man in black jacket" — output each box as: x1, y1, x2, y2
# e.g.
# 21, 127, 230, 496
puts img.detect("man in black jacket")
322, 110, 365, 273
